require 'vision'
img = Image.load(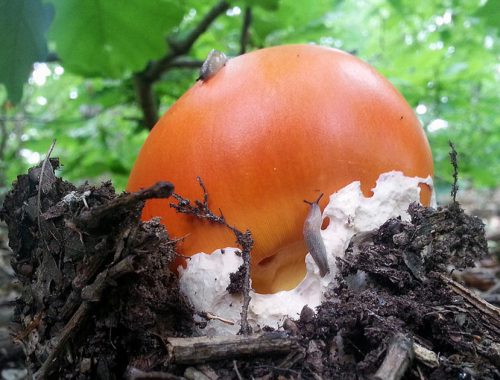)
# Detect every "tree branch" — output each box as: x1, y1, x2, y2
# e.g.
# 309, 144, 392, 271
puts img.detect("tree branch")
133, 74, 159, 131
165, 0, 230, 60
146, 0, 230, 81
165, 333, 297, 364
373, 334, 414, 380
169, 58, 205, 69
239, 7, 252, 55
0, 115, 7, 166
45, 52, 60, 62
134, 0, 230, 129
75, 181, 174, 229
